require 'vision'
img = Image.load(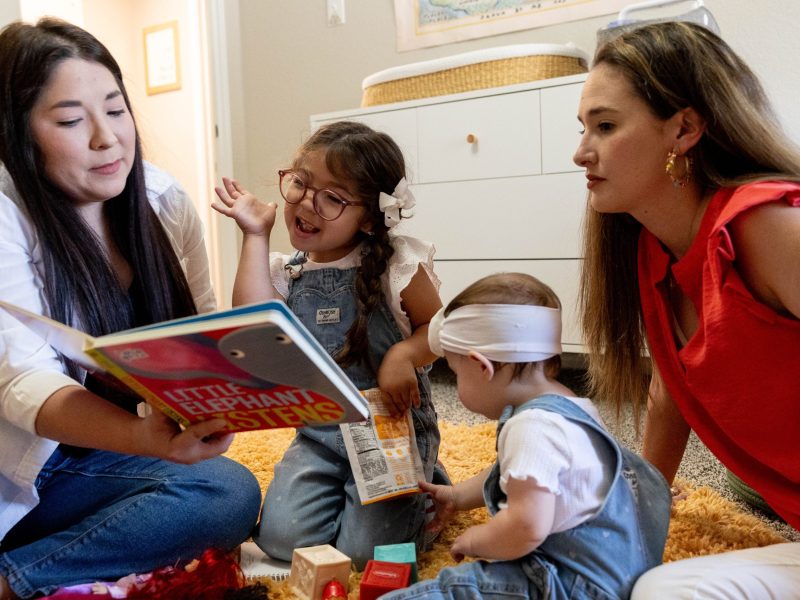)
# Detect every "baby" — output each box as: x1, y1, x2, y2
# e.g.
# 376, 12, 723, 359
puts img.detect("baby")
383, 272, 671, 600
